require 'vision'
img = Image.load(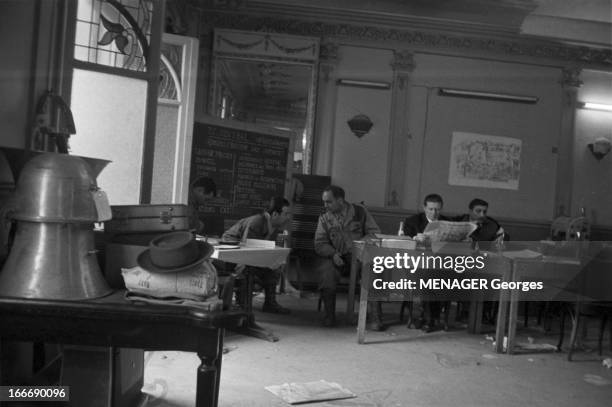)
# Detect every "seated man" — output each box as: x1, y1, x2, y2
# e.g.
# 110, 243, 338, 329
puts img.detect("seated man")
221, 197, 292, 314
402, 193, 449, 332
188, 176, 217, 235
314, 185, 383, 329
455, 198, 507, 244
454, 198, 507, 324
